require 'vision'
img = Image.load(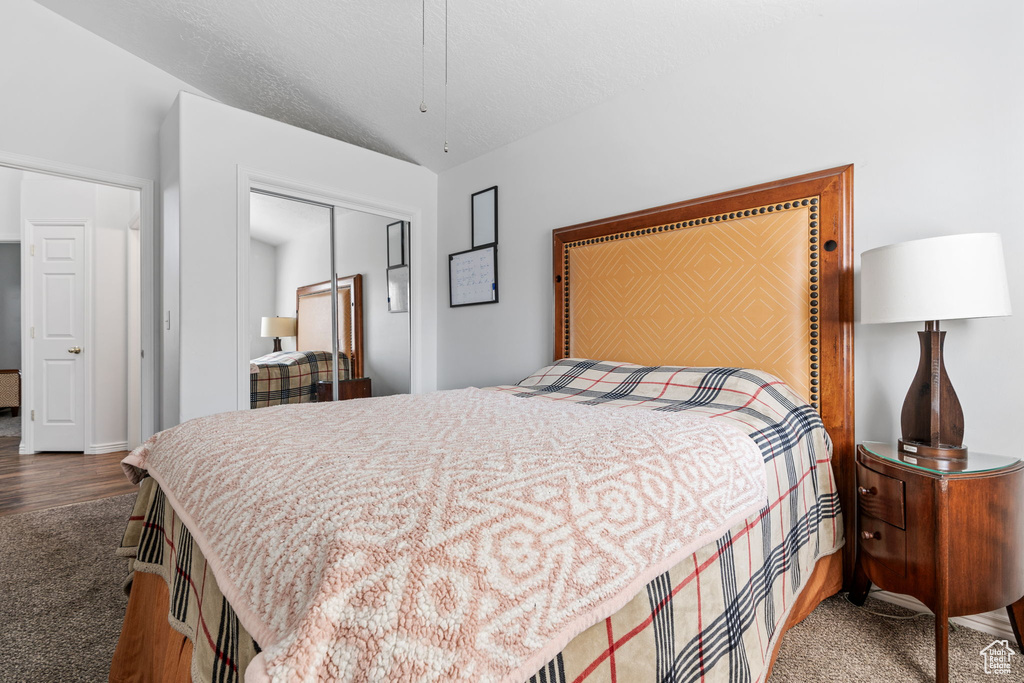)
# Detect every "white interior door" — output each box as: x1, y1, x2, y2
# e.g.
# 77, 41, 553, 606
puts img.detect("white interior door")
31, 222, 86, 451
